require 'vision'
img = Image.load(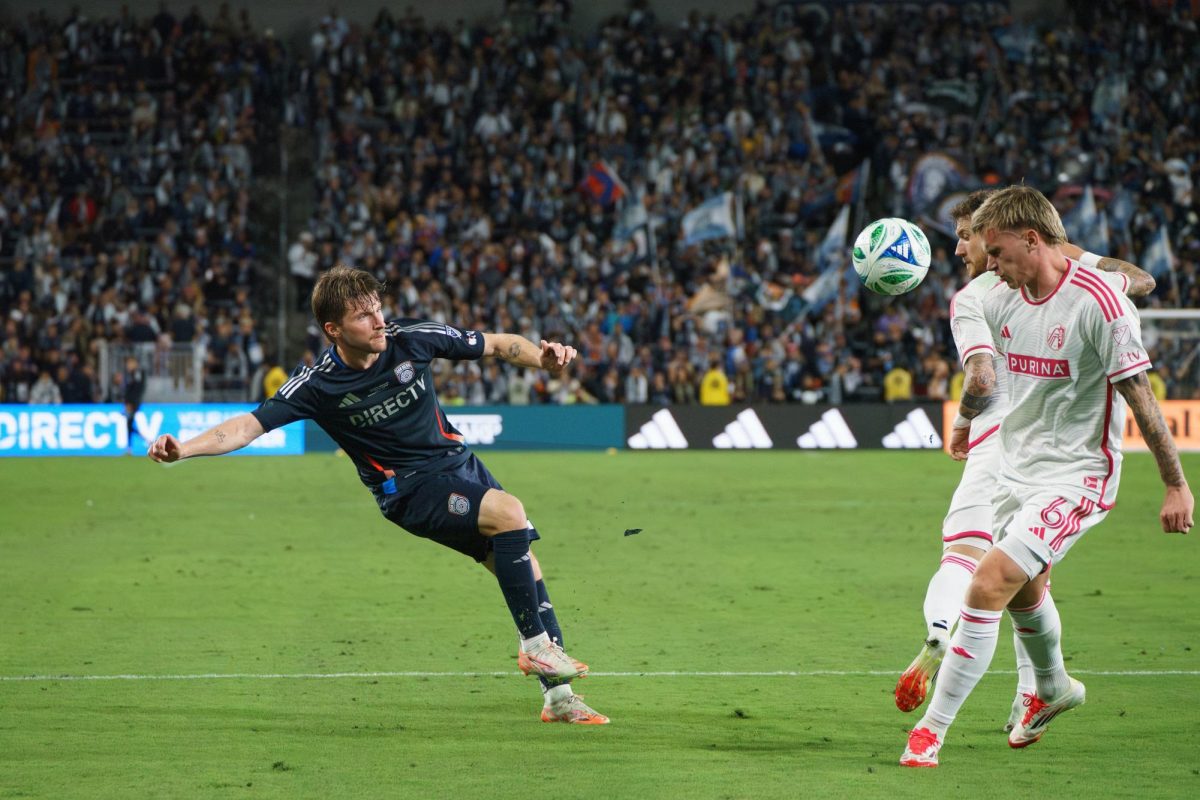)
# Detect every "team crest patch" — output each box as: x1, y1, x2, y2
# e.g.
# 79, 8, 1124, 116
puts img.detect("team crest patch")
448, 493, 470, 516
394, 361, 415, 384
1047, 324, 1066, 351
1112, 324, 1131, 346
